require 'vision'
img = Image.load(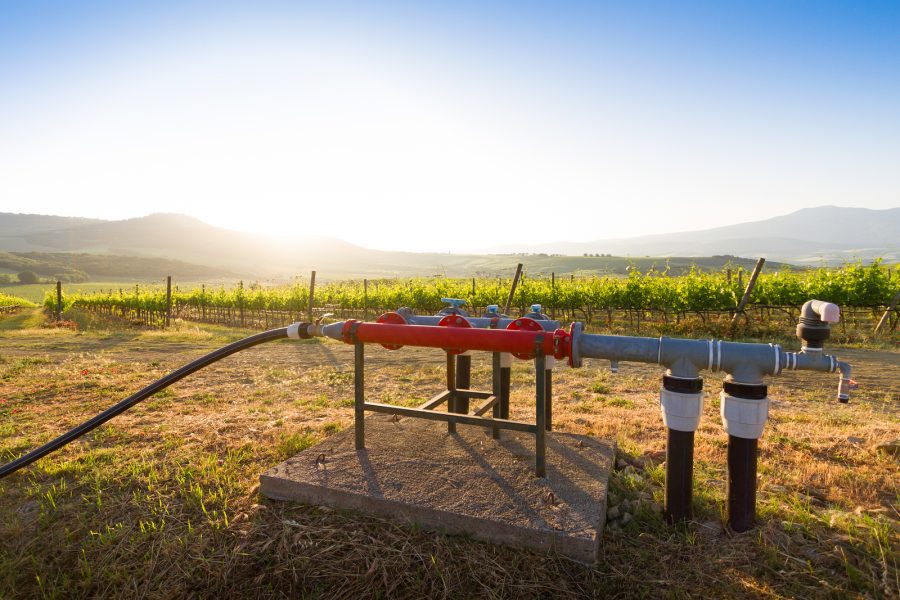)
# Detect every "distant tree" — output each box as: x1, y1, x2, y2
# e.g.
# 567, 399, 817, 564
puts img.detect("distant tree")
17, 270, 39, 284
